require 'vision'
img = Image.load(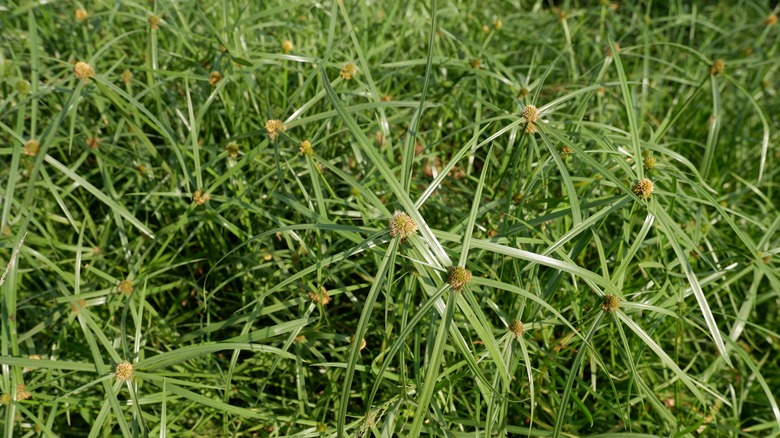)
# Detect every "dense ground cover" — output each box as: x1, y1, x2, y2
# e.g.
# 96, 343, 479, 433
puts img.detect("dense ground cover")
1, 0, 779, 436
